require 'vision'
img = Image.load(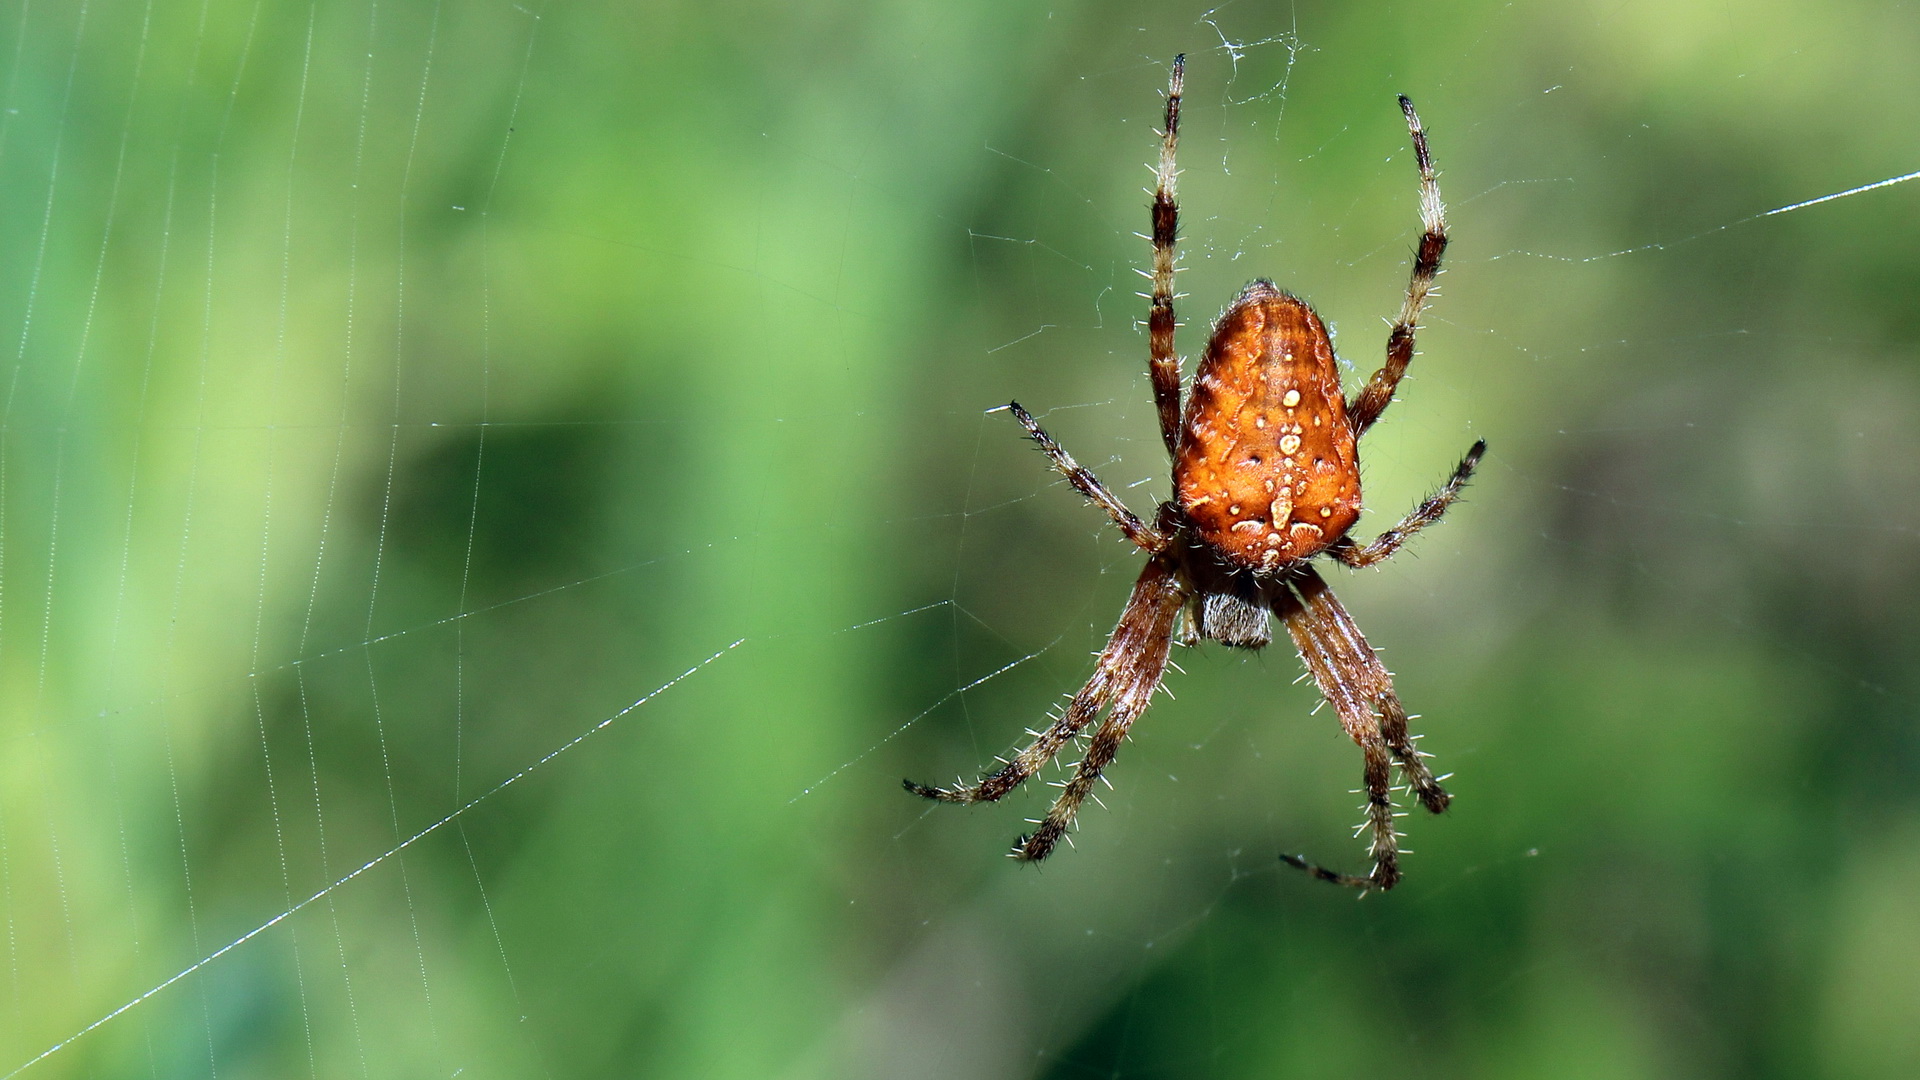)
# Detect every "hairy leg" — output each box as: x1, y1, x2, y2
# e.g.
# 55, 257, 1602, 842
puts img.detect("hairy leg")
1347, 95, 1448, 437
907, 555, 1185, 831
1275, 566, 1451, 891
1146, 55, 1186, 459
1329, 439, 1484, 568
1014, 557, 1186, 860
1274, 579, 1399, 891
1289, 566, 1448, 810
1003, 402, 1167, 553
